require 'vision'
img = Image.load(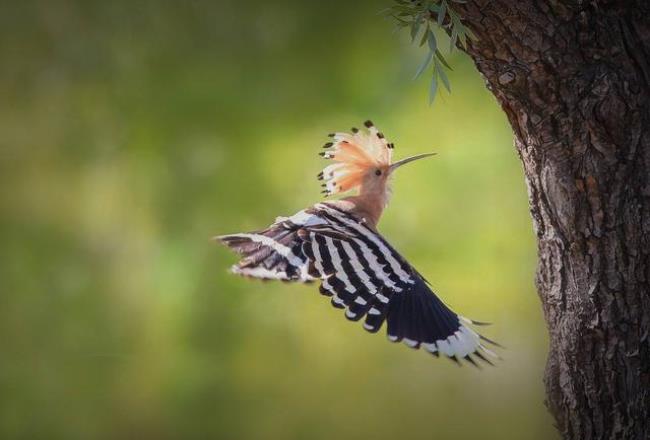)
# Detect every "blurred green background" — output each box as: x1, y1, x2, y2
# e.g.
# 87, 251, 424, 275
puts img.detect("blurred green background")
0, 1, 556, 439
